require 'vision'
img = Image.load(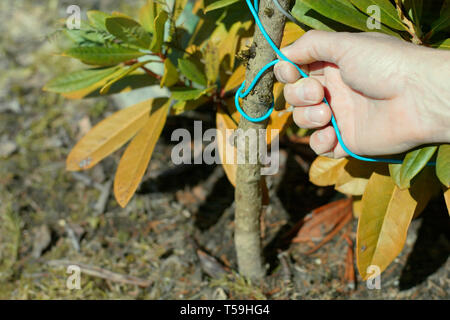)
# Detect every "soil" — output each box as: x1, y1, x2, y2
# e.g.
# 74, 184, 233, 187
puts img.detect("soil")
0, 0, 448, 300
